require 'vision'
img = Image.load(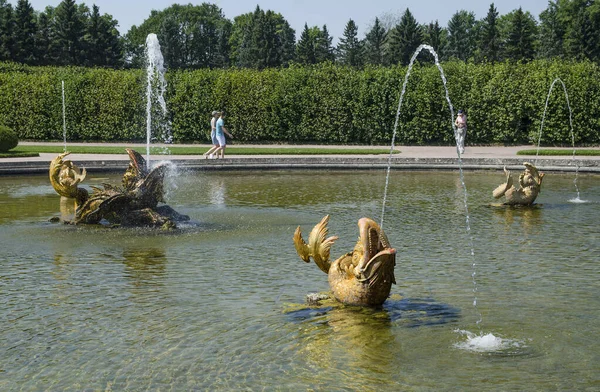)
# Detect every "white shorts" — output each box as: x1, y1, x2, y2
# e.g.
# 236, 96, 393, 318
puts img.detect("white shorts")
216, 134, 226, 147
